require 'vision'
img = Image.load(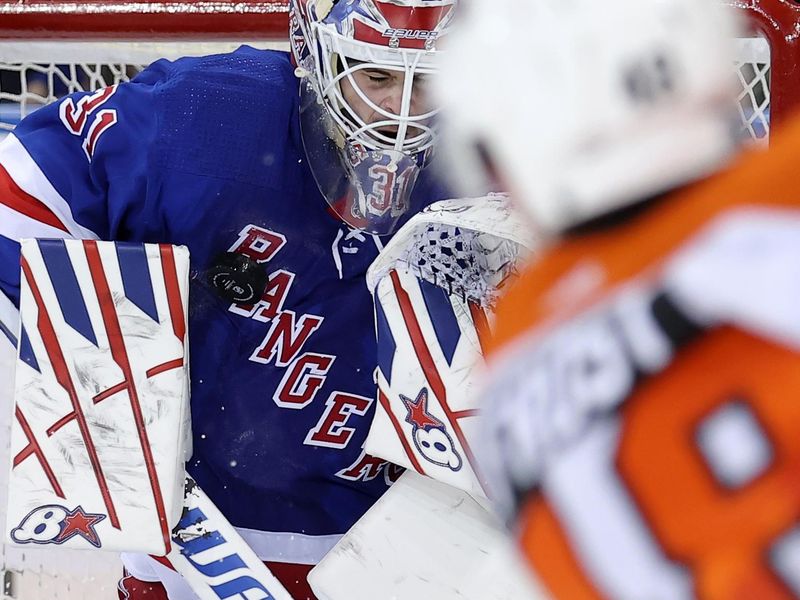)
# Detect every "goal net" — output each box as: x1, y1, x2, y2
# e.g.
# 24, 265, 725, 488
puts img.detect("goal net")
0, 22, 784, 144
735, 36, 770, 142
0, 39, 288, 133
